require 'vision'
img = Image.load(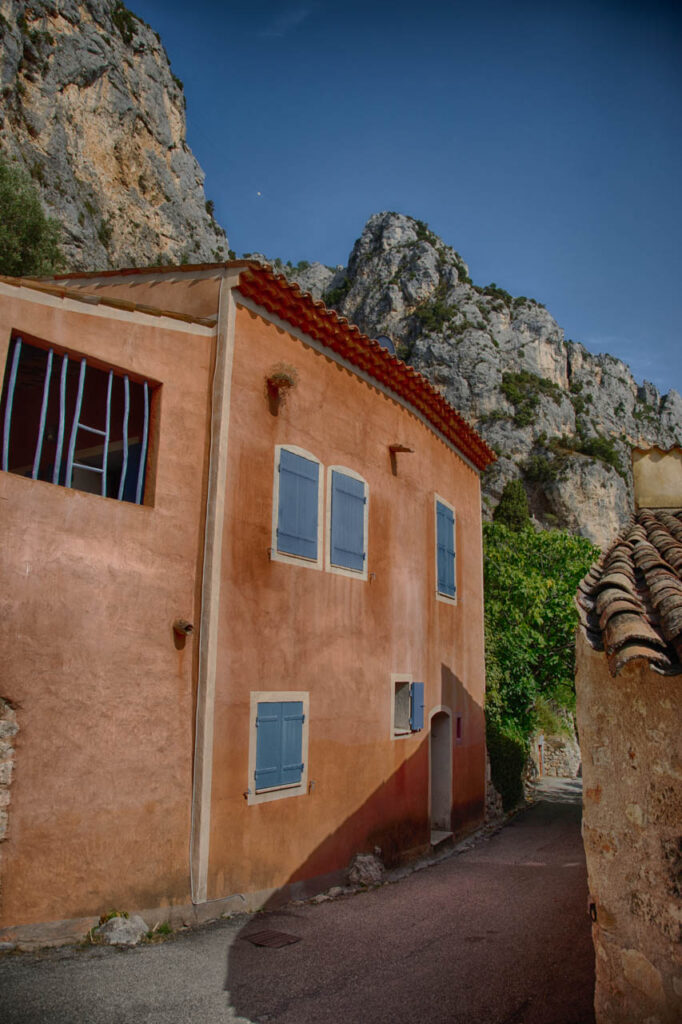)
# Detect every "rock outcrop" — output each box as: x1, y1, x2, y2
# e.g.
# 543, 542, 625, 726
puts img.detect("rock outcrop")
288, 213, 681, 548
0, 0, 227, 269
